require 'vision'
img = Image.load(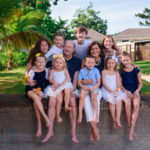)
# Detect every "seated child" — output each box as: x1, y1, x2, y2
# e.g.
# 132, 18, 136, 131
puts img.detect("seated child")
25, 54, 50, 137
78, 55, 101, 123
44, 54, 73, 123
